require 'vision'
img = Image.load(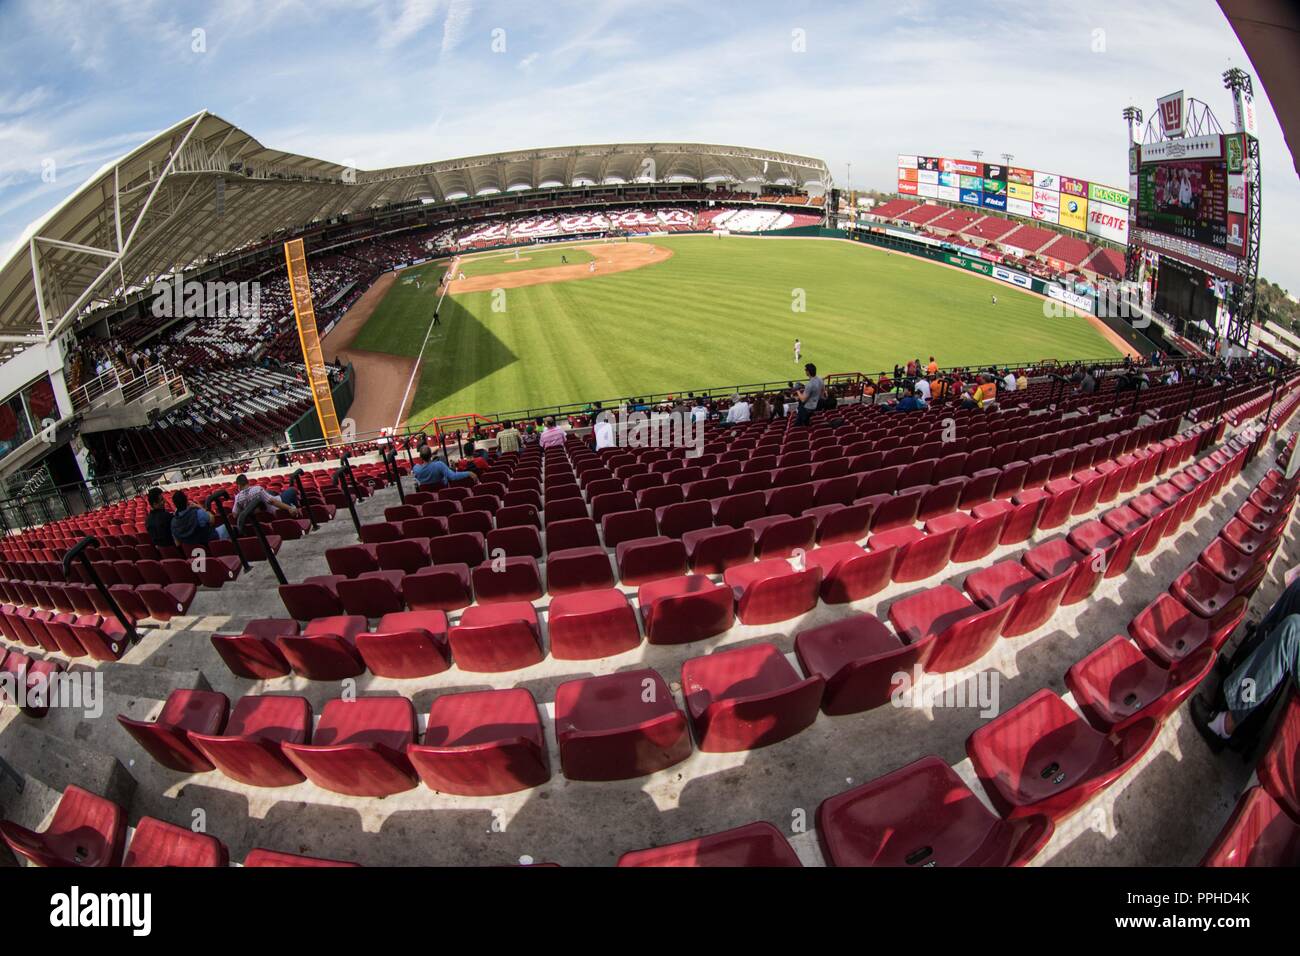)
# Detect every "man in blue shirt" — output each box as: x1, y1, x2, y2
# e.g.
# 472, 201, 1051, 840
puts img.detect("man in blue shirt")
412, 445, 474, 488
